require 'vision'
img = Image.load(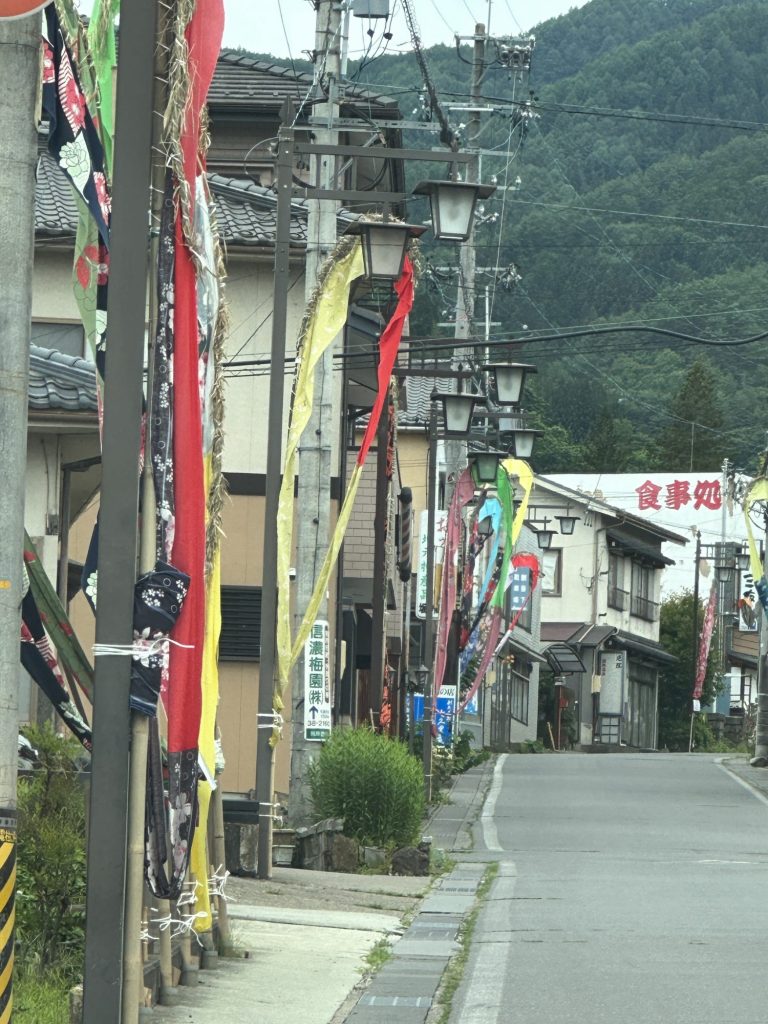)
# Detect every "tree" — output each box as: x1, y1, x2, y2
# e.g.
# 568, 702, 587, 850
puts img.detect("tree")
657, 591, 721, 750
657, 357, 729, 470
